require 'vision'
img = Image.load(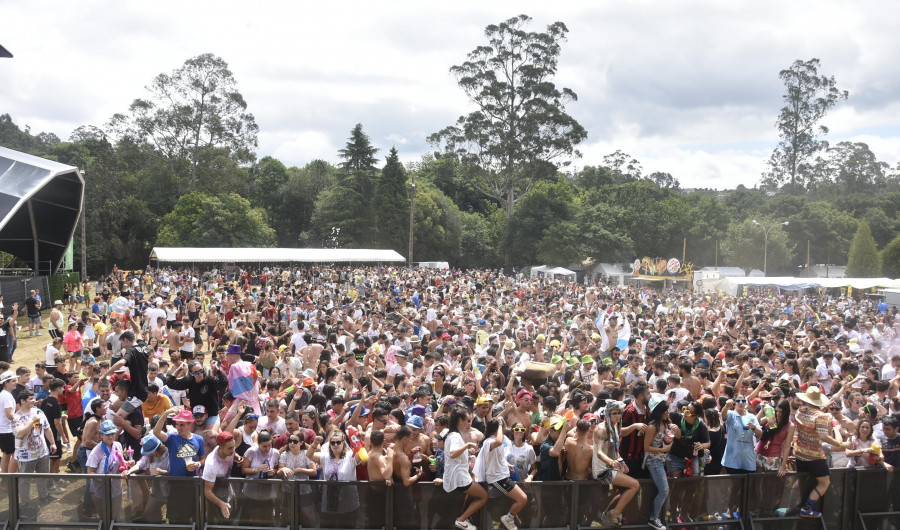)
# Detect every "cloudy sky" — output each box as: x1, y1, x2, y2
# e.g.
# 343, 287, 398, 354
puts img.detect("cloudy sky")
3, 1, 900, 189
